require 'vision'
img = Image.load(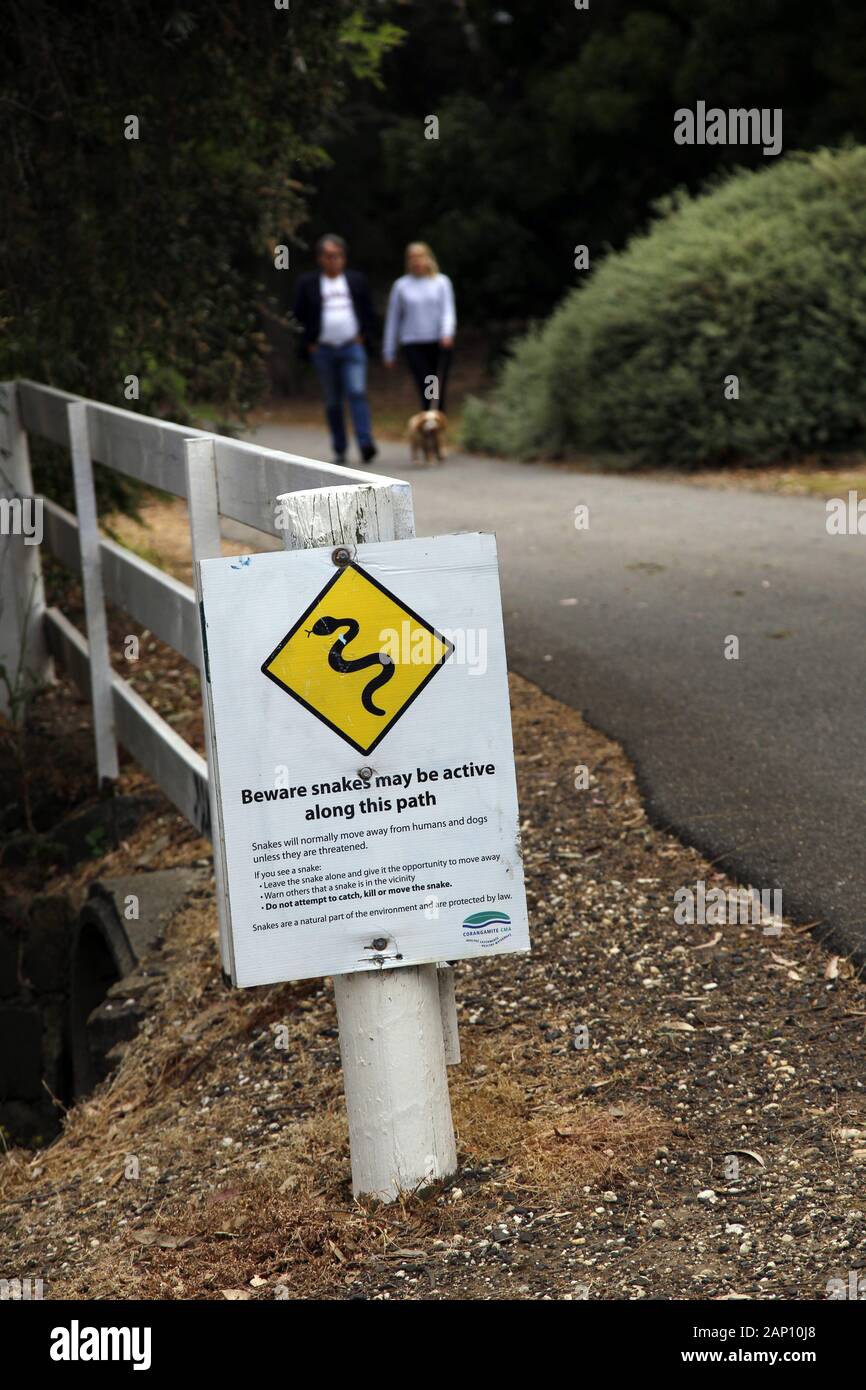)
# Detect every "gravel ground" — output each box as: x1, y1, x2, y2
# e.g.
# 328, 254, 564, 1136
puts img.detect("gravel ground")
1, 577, 864, 1301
